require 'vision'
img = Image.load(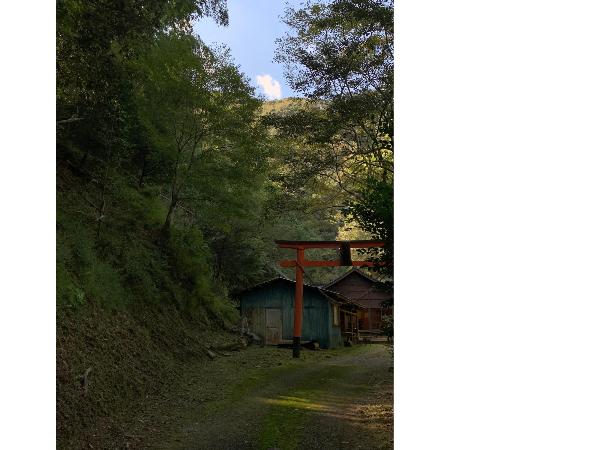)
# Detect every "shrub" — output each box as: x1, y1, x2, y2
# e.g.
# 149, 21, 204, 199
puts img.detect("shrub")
56, 263, 85, 307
